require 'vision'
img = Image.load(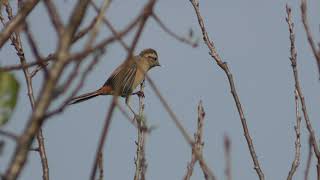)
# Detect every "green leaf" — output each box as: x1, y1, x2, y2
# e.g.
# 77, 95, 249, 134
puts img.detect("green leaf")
0, 71, 19, 126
